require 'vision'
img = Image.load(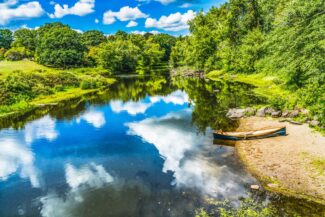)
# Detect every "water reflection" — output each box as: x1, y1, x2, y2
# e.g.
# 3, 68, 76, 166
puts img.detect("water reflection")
76, 109, 106, 128
41, 163, 114, 217
110, 100, 152, 115
24, 115, 58, 144
0, 76, 320, 217
0, 137, 40, 188
126, 109, 253, 199
149, 90, 189, 105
